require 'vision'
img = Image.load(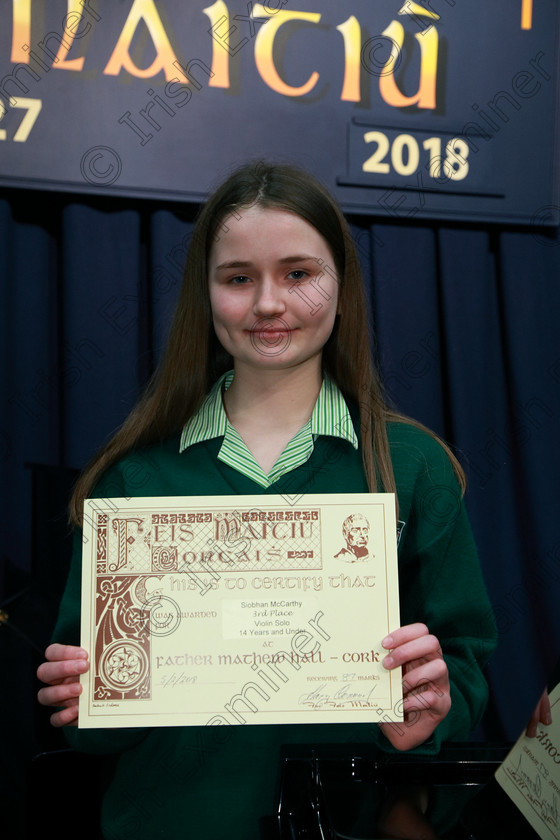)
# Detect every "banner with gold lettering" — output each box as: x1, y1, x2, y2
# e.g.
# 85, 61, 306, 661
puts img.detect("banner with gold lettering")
0, 0, 558, 223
